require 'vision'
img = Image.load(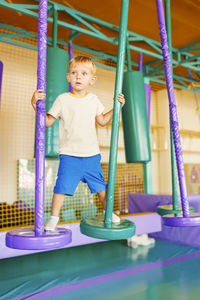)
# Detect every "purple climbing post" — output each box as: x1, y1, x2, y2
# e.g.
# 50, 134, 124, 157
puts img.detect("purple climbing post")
5, 0, 72, 249
138, 53, 143, 72
35, 0, 48, 236
68, 42, 73, 92
156, 0, 200, 226
156, 0, 189, 216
